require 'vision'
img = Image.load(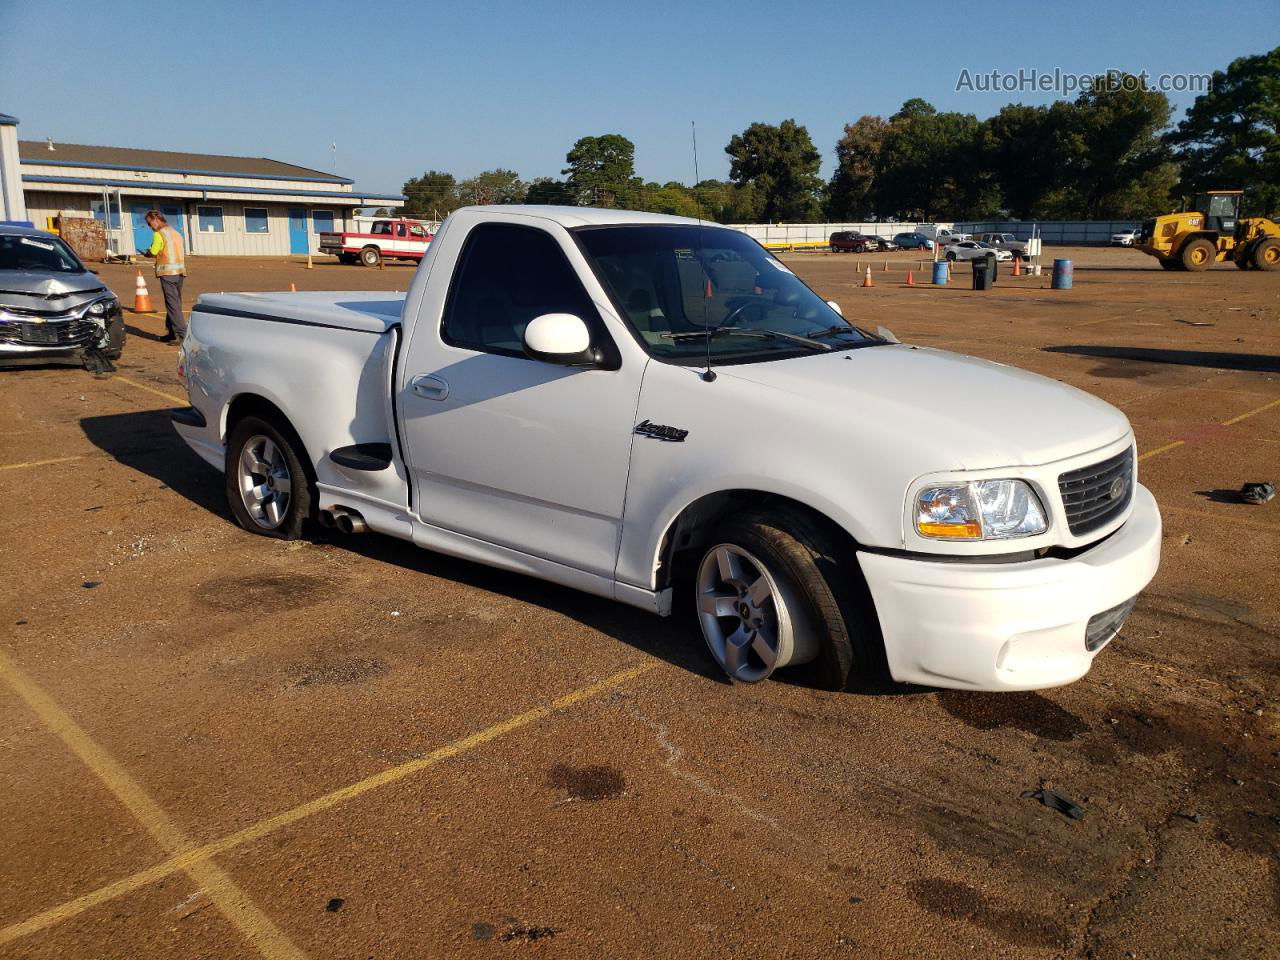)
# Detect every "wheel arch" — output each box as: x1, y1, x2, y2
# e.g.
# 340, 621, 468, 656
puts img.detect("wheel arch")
652, 488, 864, 592
222, 393, 318, 484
